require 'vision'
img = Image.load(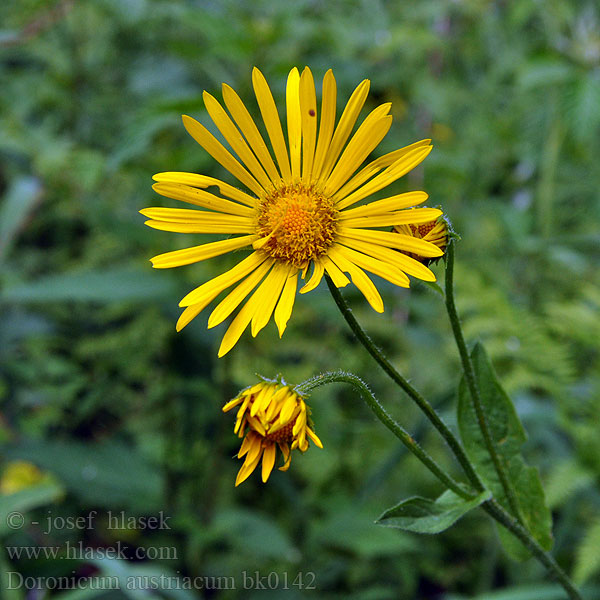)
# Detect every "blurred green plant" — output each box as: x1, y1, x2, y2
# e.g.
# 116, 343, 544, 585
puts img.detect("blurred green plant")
1, 0, 599, 597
